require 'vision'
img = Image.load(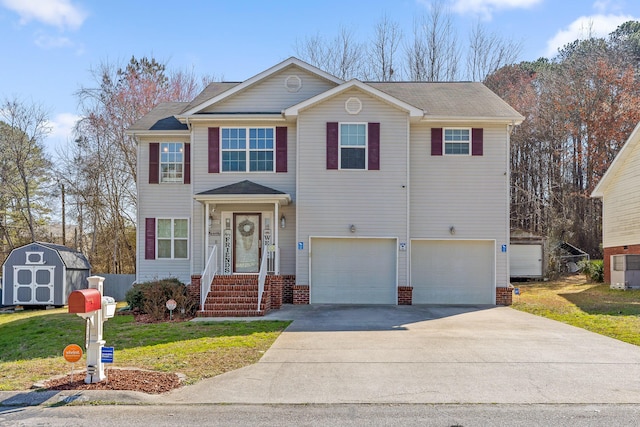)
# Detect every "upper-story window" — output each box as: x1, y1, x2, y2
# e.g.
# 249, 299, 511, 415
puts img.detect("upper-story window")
160, 142, 184, 182
221, 127, 274, 172
444, 128, 470, 155
340, 123, 367, 169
